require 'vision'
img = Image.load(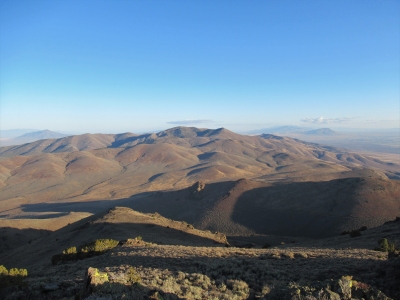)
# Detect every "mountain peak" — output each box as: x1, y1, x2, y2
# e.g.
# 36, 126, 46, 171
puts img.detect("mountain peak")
156, 127, 236, 139
15, 130, 68, 139
304, 128, 337, 136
